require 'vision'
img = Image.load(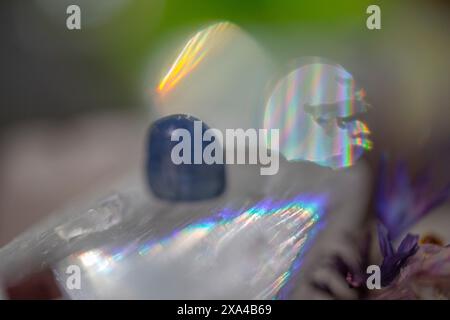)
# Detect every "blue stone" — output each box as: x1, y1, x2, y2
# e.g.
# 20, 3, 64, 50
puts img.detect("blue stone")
146, 114, 226, 201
